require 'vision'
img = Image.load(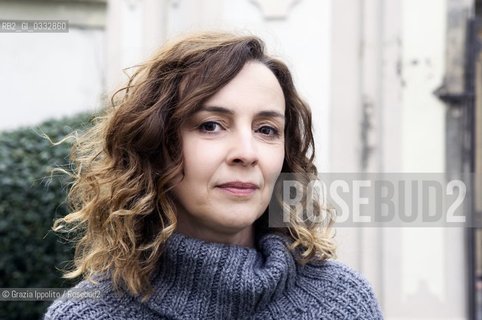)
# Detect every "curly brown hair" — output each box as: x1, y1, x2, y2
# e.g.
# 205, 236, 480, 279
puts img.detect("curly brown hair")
54, 31, 335, 299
